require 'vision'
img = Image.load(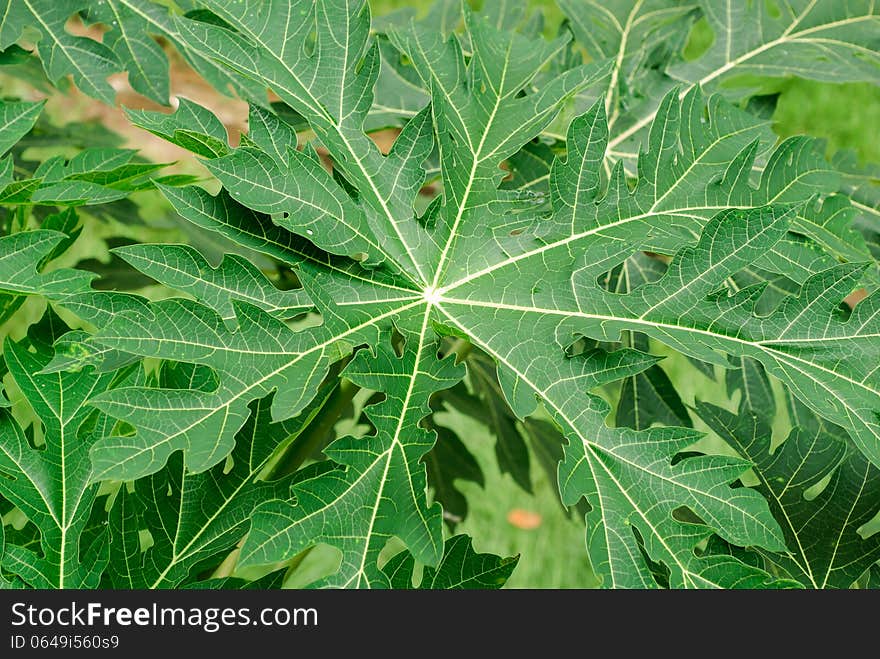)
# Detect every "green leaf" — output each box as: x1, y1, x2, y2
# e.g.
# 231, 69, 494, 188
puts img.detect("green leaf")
602, 1, 880, 168
560, 212, 880, 469
239, 333, 464, 587
367, 39, 430, 130
0, 211, 82, 327
501, 140, 557, 193
520, 416, 586, 517
368, 2, 465, 131
1, 0, 270, 106
47, 2, 871, 590
0, 0, 119, 103
87, 264, 423, 481
125, 98, 230, 158
439, 95, 880, 471
559, 0, 697, 139
0, 231, 96, 298
671, 1, 880, 89
617, 358, 692, 430
112, 243, 312, 323
696, 398, 880, 589
383, 534, 518, 589
556, 3, 880, 277
725, 356, 776, 418
84, 1, 170, 105
107, 371, 335, 589
428, 106, 872, 585
539, 89, 873, 280
465, 350, 532, 493
205, 145, 408, 270
172, 0, 439, 282
182, 571, 287, 590
154, 184, 420, 308
0, 524, 19, 589
0, 313, 133, 588
0, 99, 45, 156
606, 254, 692, 431
423, 418, 484, 527
437, 339, 788, 587
387, 9, 612, 282
833, 150, 880, 262
1, 148, 170, 207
